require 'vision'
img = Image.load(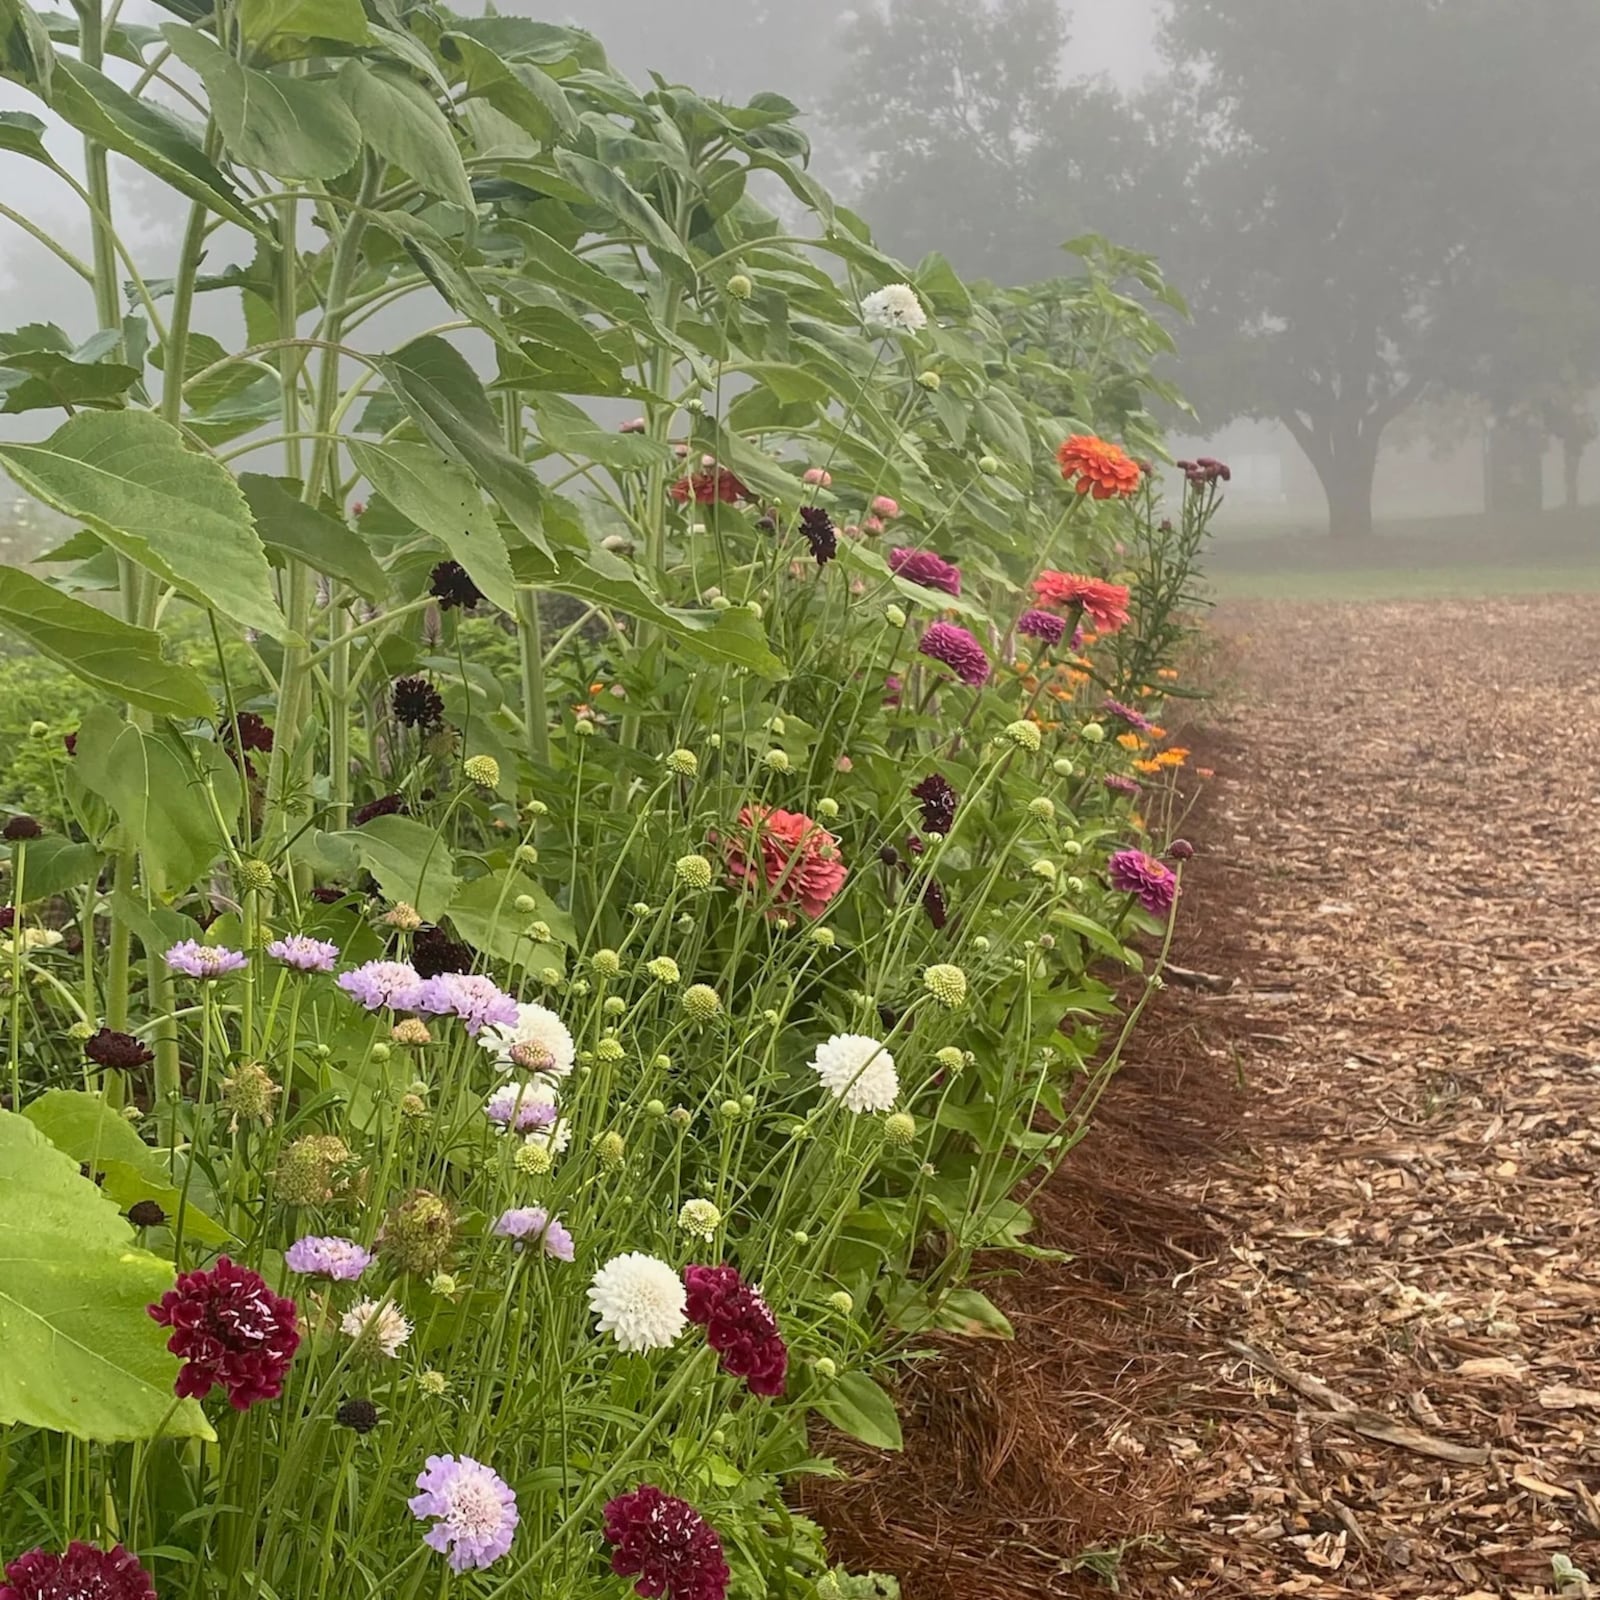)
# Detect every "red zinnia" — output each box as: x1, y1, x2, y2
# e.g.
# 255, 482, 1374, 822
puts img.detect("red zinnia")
669, 467, 750, 506
148, 1256, 299, 1410
684, 1265, 789, 1397
0, 1542, 157, 1600
1056, 435, 1142, 499
1031, 571, 1132, 634
603, 1487, 730, 1600
722, 806, 847, 919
